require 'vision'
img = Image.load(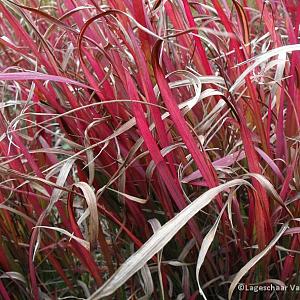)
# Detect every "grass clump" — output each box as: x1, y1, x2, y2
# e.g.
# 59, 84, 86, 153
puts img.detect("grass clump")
0, 0, 299, 299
